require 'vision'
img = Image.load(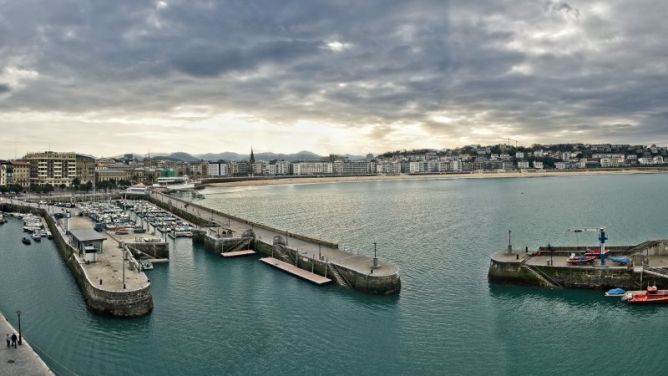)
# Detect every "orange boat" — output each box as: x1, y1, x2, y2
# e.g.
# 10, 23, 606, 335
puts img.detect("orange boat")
624, 285, 668, 304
